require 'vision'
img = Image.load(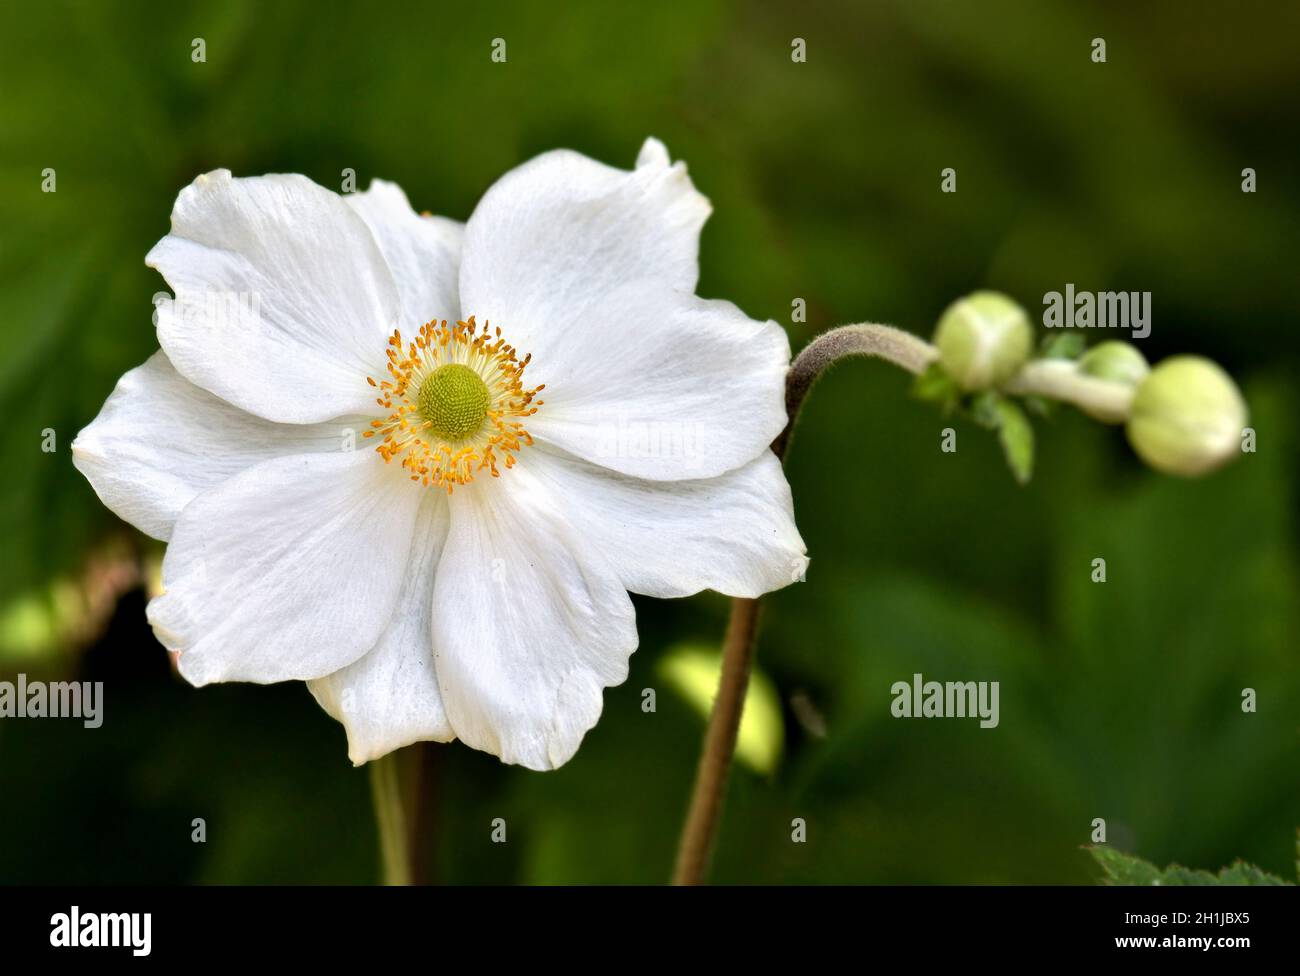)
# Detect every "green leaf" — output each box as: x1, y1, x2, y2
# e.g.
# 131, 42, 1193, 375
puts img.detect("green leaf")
967, 393, 1035, 483
1040, 333, 1087, 361
911, 362, 960, 413
1089, 846, 1292, 886
968, 390, 1001, 429
993, 398, 1034, 484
